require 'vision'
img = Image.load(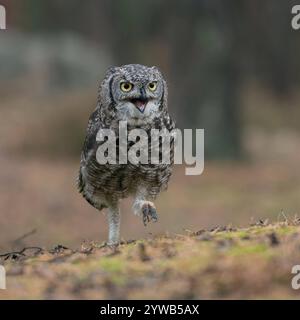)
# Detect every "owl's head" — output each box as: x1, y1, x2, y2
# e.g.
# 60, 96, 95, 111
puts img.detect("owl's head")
99, 64, 168, 126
